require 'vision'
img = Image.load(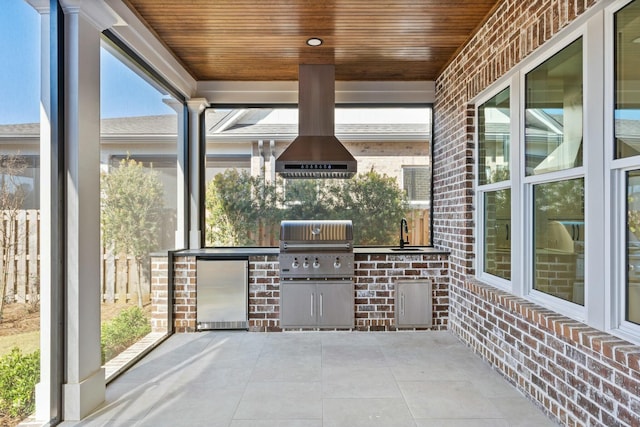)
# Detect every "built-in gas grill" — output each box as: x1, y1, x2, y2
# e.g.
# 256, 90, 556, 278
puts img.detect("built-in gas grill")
279, 220, 354, 280
279, 220, 354, 328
